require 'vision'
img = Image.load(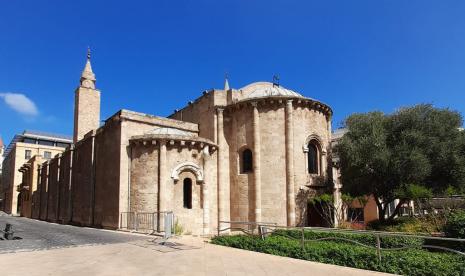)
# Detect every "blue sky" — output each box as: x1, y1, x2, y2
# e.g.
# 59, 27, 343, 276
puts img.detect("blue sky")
1, 0, 464, 144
